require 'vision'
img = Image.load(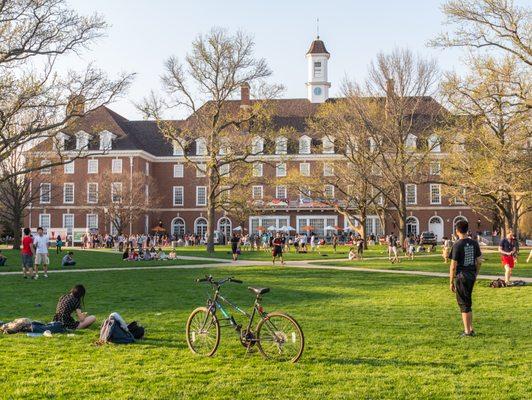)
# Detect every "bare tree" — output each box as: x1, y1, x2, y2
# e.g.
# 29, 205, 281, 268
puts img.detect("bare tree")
323, 49, 443, 244
0, 148, 63, 249
440, 56, 532, 235
95, 170, 158, 235
0, 0, 134, 180
137, 28, 282, 253
430, 0, 532, 67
